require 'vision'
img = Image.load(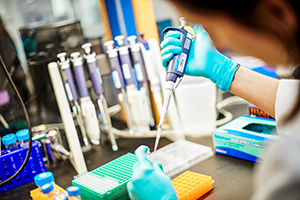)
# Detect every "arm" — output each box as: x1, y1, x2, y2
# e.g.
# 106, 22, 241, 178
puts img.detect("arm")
229, 66, 279, 118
